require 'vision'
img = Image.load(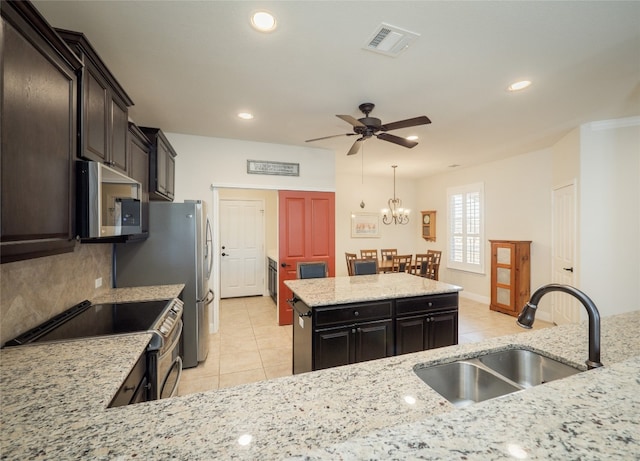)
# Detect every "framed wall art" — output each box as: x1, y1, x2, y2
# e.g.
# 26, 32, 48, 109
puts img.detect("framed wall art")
351, 212, 380, 238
